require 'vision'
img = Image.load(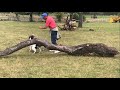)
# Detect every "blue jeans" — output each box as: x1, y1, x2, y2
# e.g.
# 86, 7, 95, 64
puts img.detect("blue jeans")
51, 31, 57, 45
